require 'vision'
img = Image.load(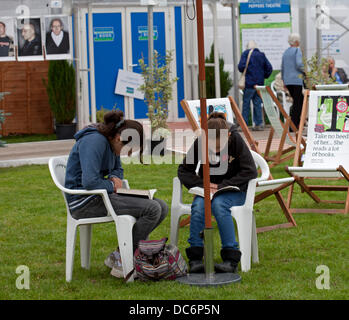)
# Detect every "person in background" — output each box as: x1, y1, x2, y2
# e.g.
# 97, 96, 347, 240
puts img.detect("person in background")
281, 33, 305, 129
19, 22, 42, 56
64, 110, 168, 278
0, 21, 14, 57
327, 57, 349, 84
238, 40, 273, 131
46, 18, 70, 55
